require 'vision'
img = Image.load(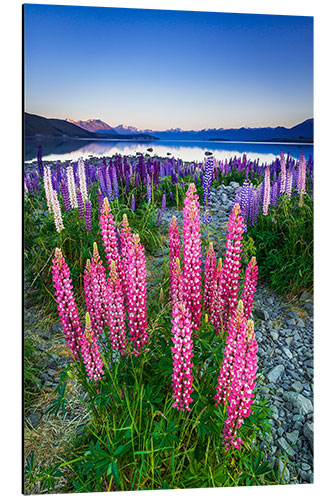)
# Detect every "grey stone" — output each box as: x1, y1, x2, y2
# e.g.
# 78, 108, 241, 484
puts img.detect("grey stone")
46, 369, 58, 377
277, 427, 284, 436
27, 412, 41, 429
286, 430, 299, 444
299, 291, 312, 302
286, 337, 294, 346
300, 470, 310, 482
287, 318, 296, 326
277, 437, 296, 457
296, 318, 305, 328
283, 347, 293, 359
229, 181, 240, 189
270, 330, 279, 341
303, 422, 314, 450
301, 463, 311, 471
283, 392, 313, 414
274, 458, 290, 483
267, 365, 285, 383
253, 307, 269, 321
291, 381, 303, 393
